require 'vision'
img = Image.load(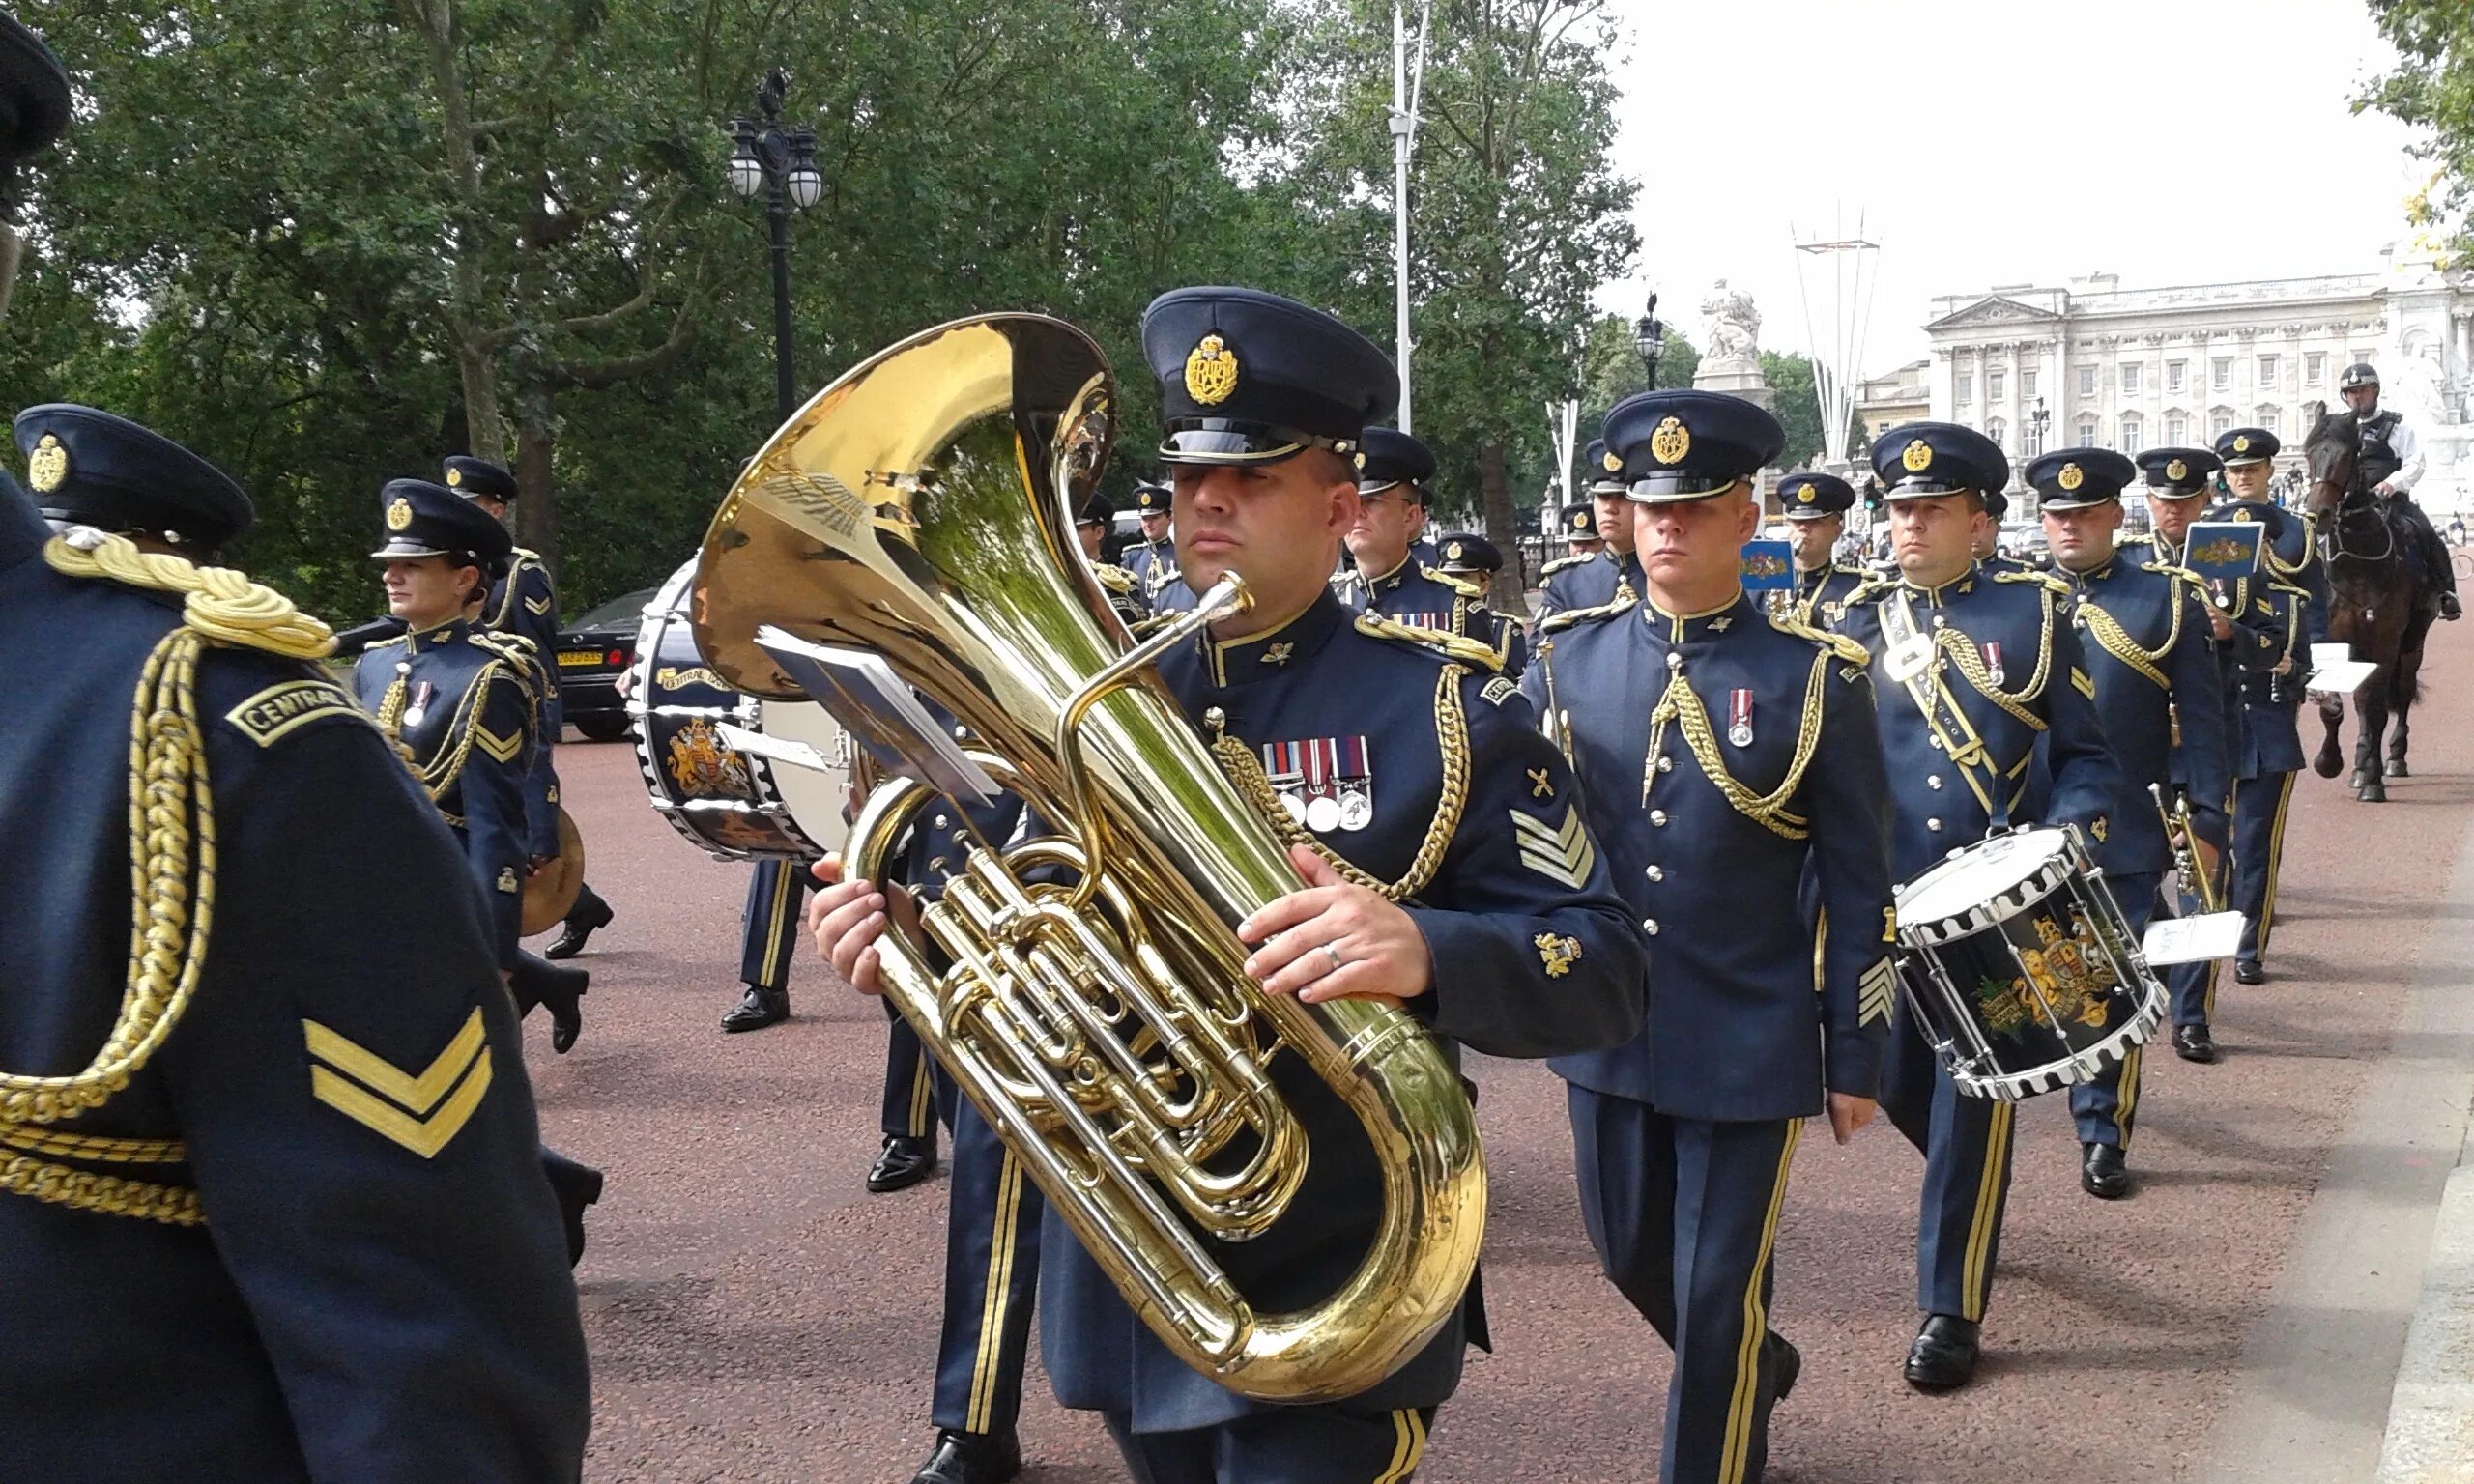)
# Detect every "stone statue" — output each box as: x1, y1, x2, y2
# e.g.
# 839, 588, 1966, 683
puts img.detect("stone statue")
2396, 340, 2455, 429
1701, 279, 1762, 366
